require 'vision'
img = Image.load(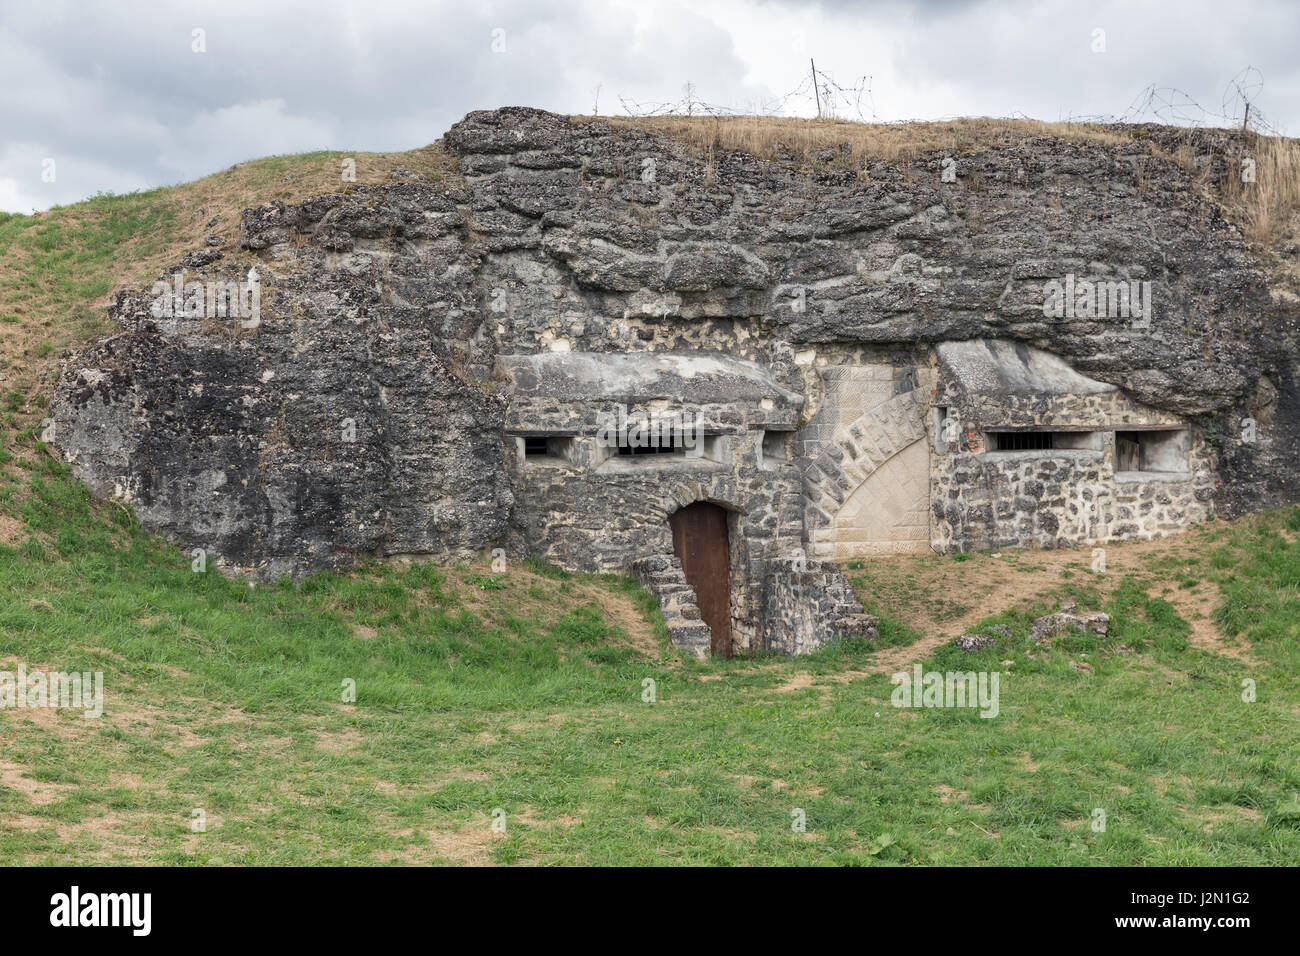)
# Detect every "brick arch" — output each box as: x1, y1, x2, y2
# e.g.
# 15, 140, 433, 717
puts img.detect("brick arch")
802, 390, 928, 554
649, 477, 748, 521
